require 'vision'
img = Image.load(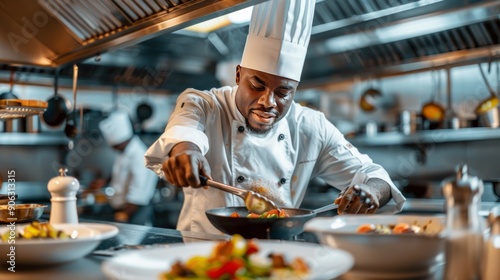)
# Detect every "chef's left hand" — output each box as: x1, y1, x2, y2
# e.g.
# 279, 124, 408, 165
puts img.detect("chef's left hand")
335, 184, 379, 214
